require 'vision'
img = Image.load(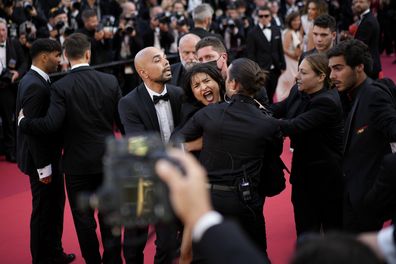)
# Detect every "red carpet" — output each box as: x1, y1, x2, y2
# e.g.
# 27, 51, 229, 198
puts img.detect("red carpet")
1, 55, 395, 264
